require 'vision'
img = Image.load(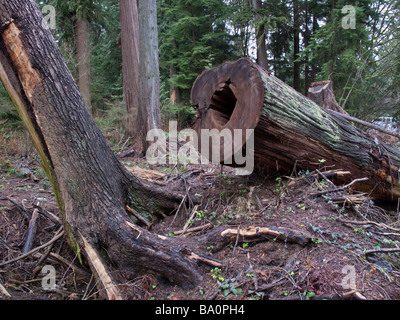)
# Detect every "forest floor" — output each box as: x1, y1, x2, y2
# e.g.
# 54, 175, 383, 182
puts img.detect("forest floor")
0, 132, 400, 301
